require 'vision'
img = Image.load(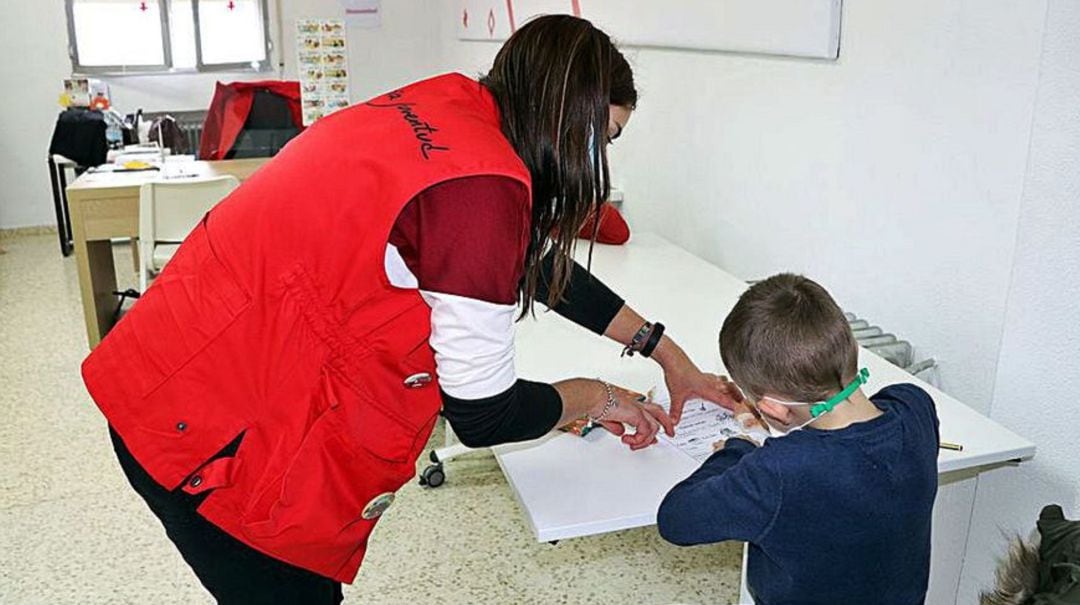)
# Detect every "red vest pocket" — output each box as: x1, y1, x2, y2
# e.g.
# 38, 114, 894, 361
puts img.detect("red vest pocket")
240, 405, 418, 580
103, 224, 252, 398
341, 301, 443, 452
